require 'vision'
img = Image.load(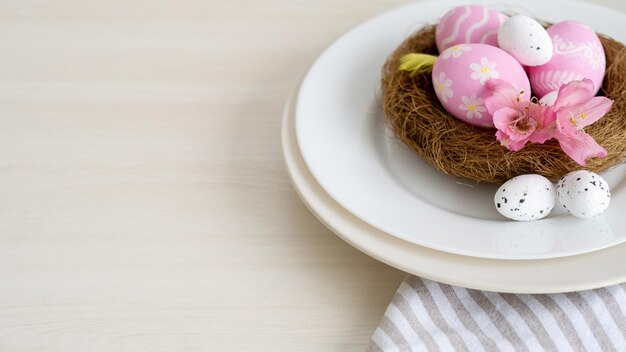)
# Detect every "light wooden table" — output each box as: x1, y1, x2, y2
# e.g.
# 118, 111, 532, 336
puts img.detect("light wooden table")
0, 1, 623, 351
